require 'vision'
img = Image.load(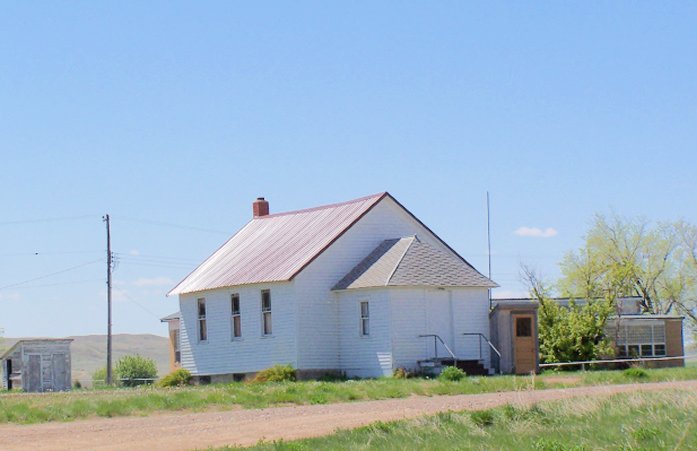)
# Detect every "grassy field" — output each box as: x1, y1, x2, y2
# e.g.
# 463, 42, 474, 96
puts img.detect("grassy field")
1, 366, 696, 425
235, 389, 697, 450
0, 334, 170, 386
